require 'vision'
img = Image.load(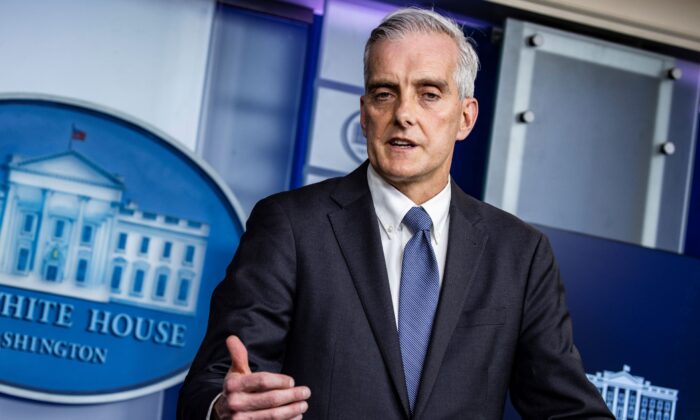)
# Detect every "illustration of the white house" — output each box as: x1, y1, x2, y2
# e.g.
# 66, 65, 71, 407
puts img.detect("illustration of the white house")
0, 151, 209, 315
587, 365, 678, 420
